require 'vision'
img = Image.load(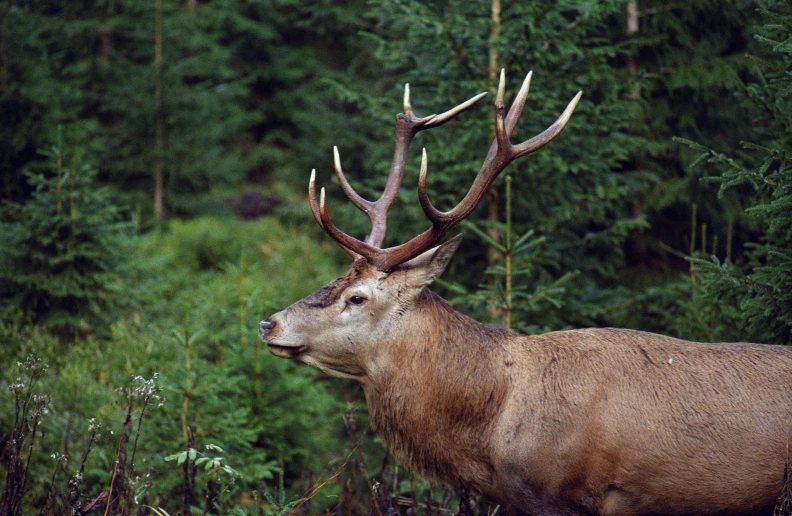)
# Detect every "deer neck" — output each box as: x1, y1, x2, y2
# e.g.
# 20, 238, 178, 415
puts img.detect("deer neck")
362, 289, 513, 489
